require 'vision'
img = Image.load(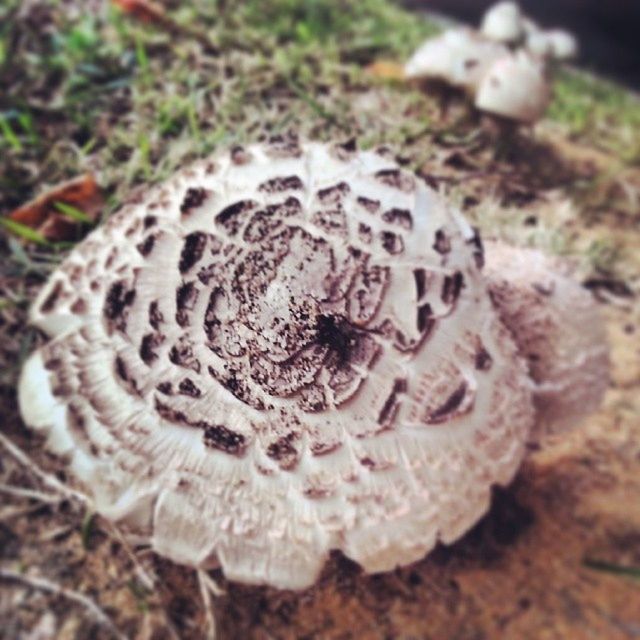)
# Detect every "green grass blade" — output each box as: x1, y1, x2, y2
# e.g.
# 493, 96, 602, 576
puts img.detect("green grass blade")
584, 558, 640, 580
0, 217, 48, 245
53, 200, 93, 223
0, 115, 23, 151
81, 511, 95, 549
